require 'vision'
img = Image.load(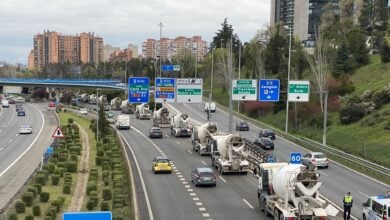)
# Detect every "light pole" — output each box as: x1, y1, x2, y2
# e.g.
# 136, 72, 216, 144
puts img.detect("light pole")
193, 41, 198, 78
323, 91, 328, 146
210, 42, 214, 102
158, 22, 163, 77
96, 89, 99, 142
285, 25, 292, 134
124, 60, 128, 99
237, 41, 241, 114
